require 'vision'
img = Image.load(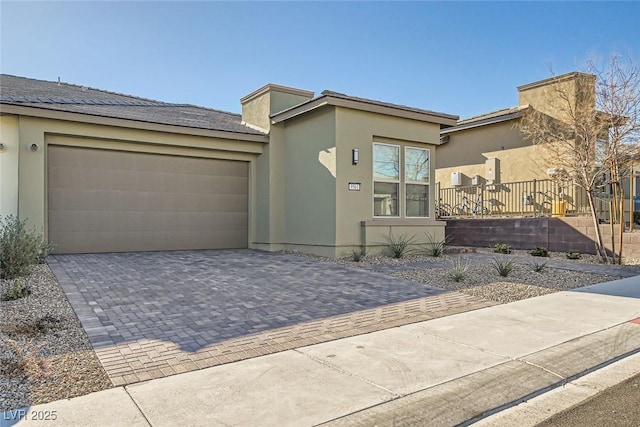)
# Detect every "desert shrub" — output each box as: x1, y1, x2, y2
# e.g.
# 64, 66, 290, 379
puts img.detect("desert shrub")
382, 228, 416, 259
1, 278, 32, 301
493, 243, 512, 254
530, 247, 549, 257
566, 252, 582, 260
4, 338, 50, 377
531, 260, 547, 272
491, 256, 516, 277
424, 233, 449, 257
0, 215, 53, 279
448, 257, 470, 282
1, 314, 63, 337
351, 246, 368, 262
